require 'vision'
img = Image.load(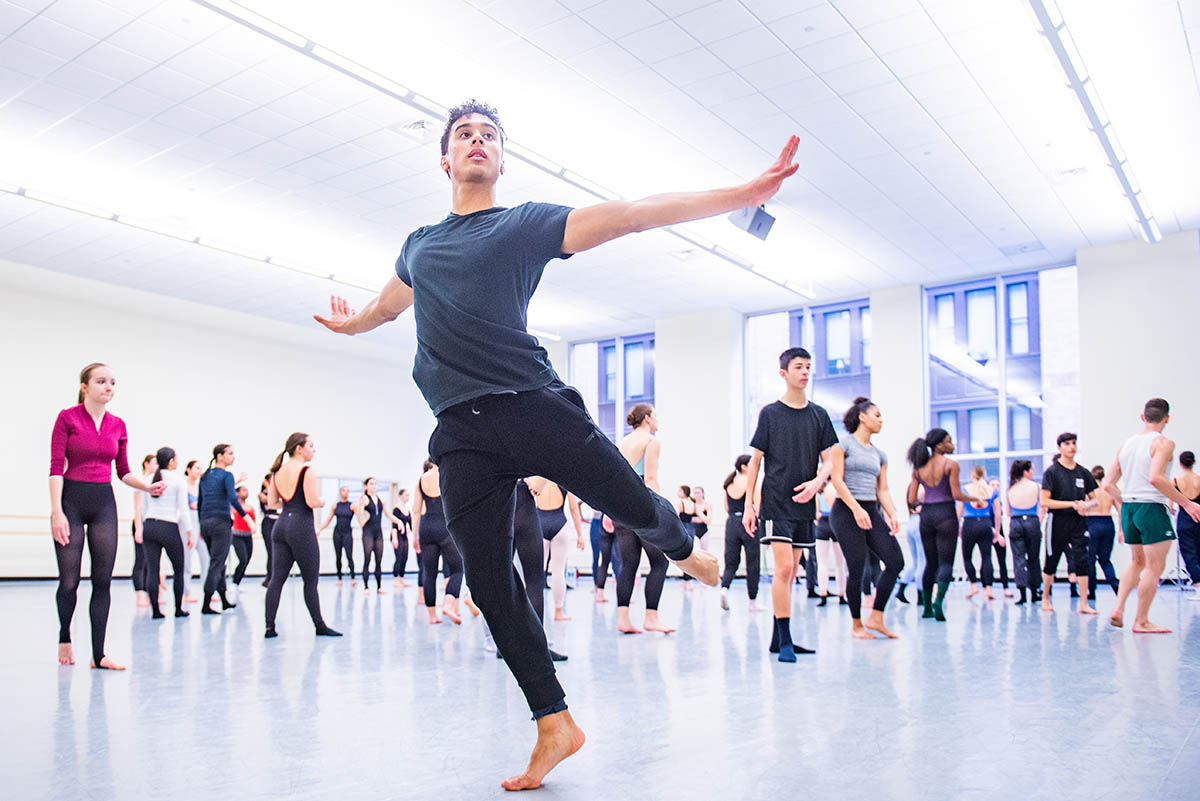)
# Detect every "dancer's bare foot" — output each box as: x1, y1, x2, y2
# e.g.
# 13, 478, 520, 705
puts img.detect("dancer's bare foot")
136, 591, 150, 607
351, 579, 358, 587
643, 612, 675, 634
748, 600, 763, 612
364, 588, 371, 596
427, 608, 442, 625
1080, 604, 1098, 615
90, 656, 126, 671
1041, 600, 1054, 612
984, 588, 995, 601
1004, 589, 1014, 598
464, 596, 480, 616
1132, 621, 1171, 633
500, 710, 586, 791
184, 594, 198, 603
554, 609, 572, 621
337, 579, 344, 586
674, 549, 719, 586
965, 585, 979, 599
594, 591, 607, 604
851, 622, 876, 640
616, 608, 641, 634
377, 588, 389, 595
865, 613, 898, 639
57, 643, 74, 666
443, 608, 462, 625
1110, 613, 1124, 628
